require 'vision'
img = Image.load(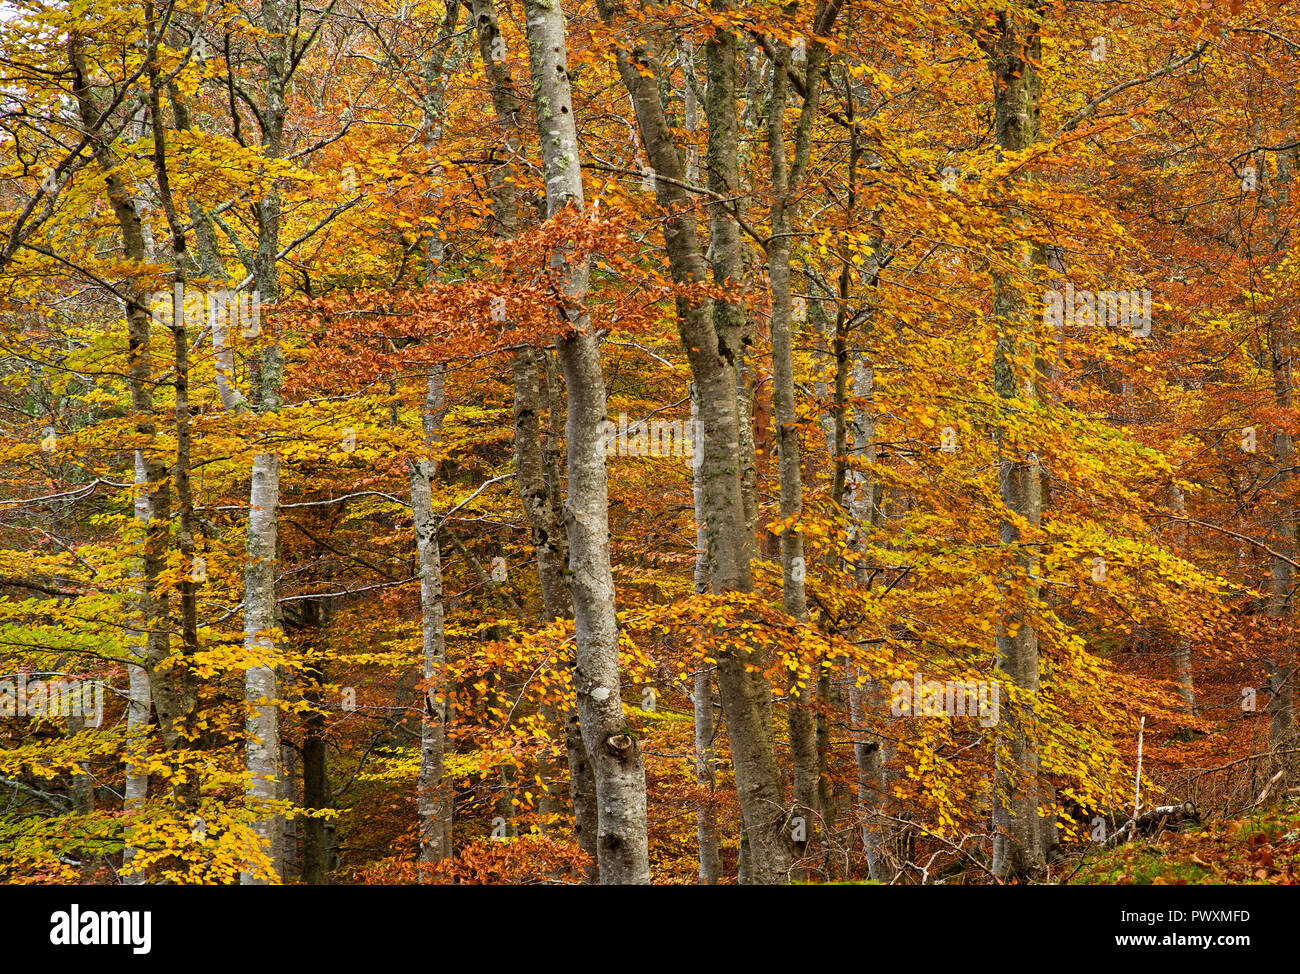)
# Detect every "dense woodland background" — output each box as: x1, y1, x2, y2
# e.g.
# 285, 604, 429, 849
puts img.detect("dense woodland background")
1, 0, 1298, 885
